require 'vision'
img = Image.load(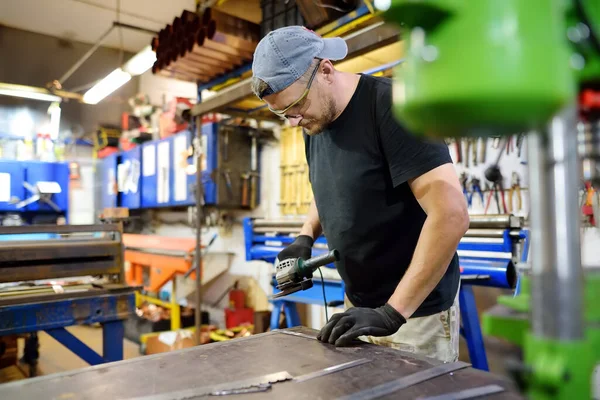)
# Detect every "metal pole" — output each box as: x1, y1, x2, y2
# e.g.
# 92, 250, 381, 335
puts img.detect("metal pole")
112, 21, 159, 36
529, 106, 584, 340
194, 116, 203, 345
58, 25, 115, 86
